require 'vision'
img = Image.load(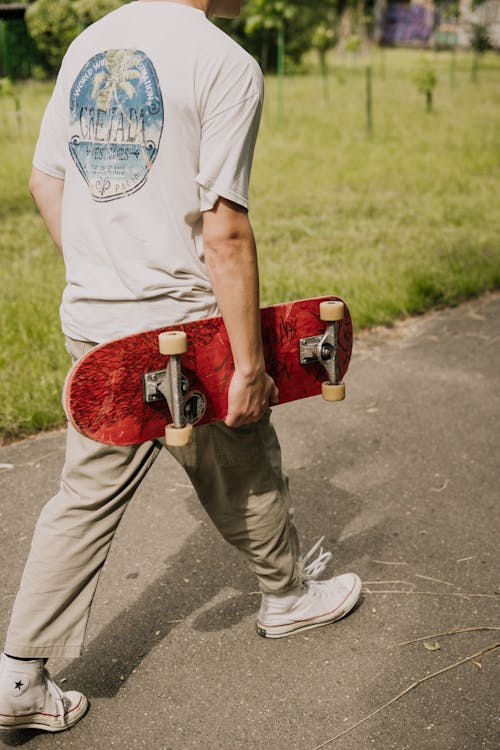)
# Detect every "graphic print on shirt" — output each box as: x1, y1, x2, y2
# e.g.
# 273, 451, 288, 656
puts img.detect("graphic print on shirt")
69, 49, 164, 202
